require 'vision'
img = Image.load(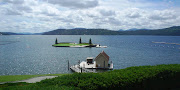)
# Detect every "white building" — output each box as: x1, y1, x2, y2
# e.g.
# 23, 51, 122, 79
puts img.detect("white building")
80, 51, 113, 69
